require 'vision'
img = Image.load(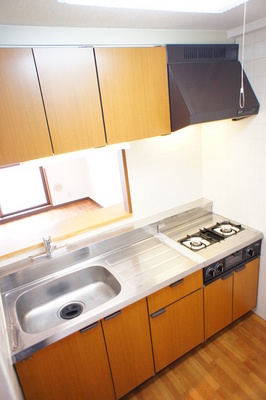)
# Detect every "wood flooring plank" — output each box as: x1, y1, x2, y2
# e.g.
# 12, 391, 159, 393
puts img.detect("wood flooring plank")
122, 312, 266, 400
